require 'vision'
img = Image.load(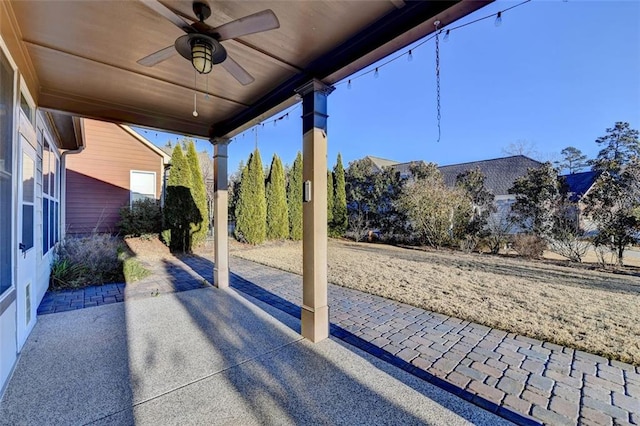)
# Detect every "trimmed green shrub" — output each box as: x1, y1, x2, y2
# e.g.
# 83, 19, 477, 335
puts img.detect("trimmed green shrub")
266, 154, 289, 240
287, 151, 303, 240
117, 199, 162, 237
186, 140, 209, 247
235, 148, 266, 244
163, 145, 199, 252
331, 153, 348, 236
